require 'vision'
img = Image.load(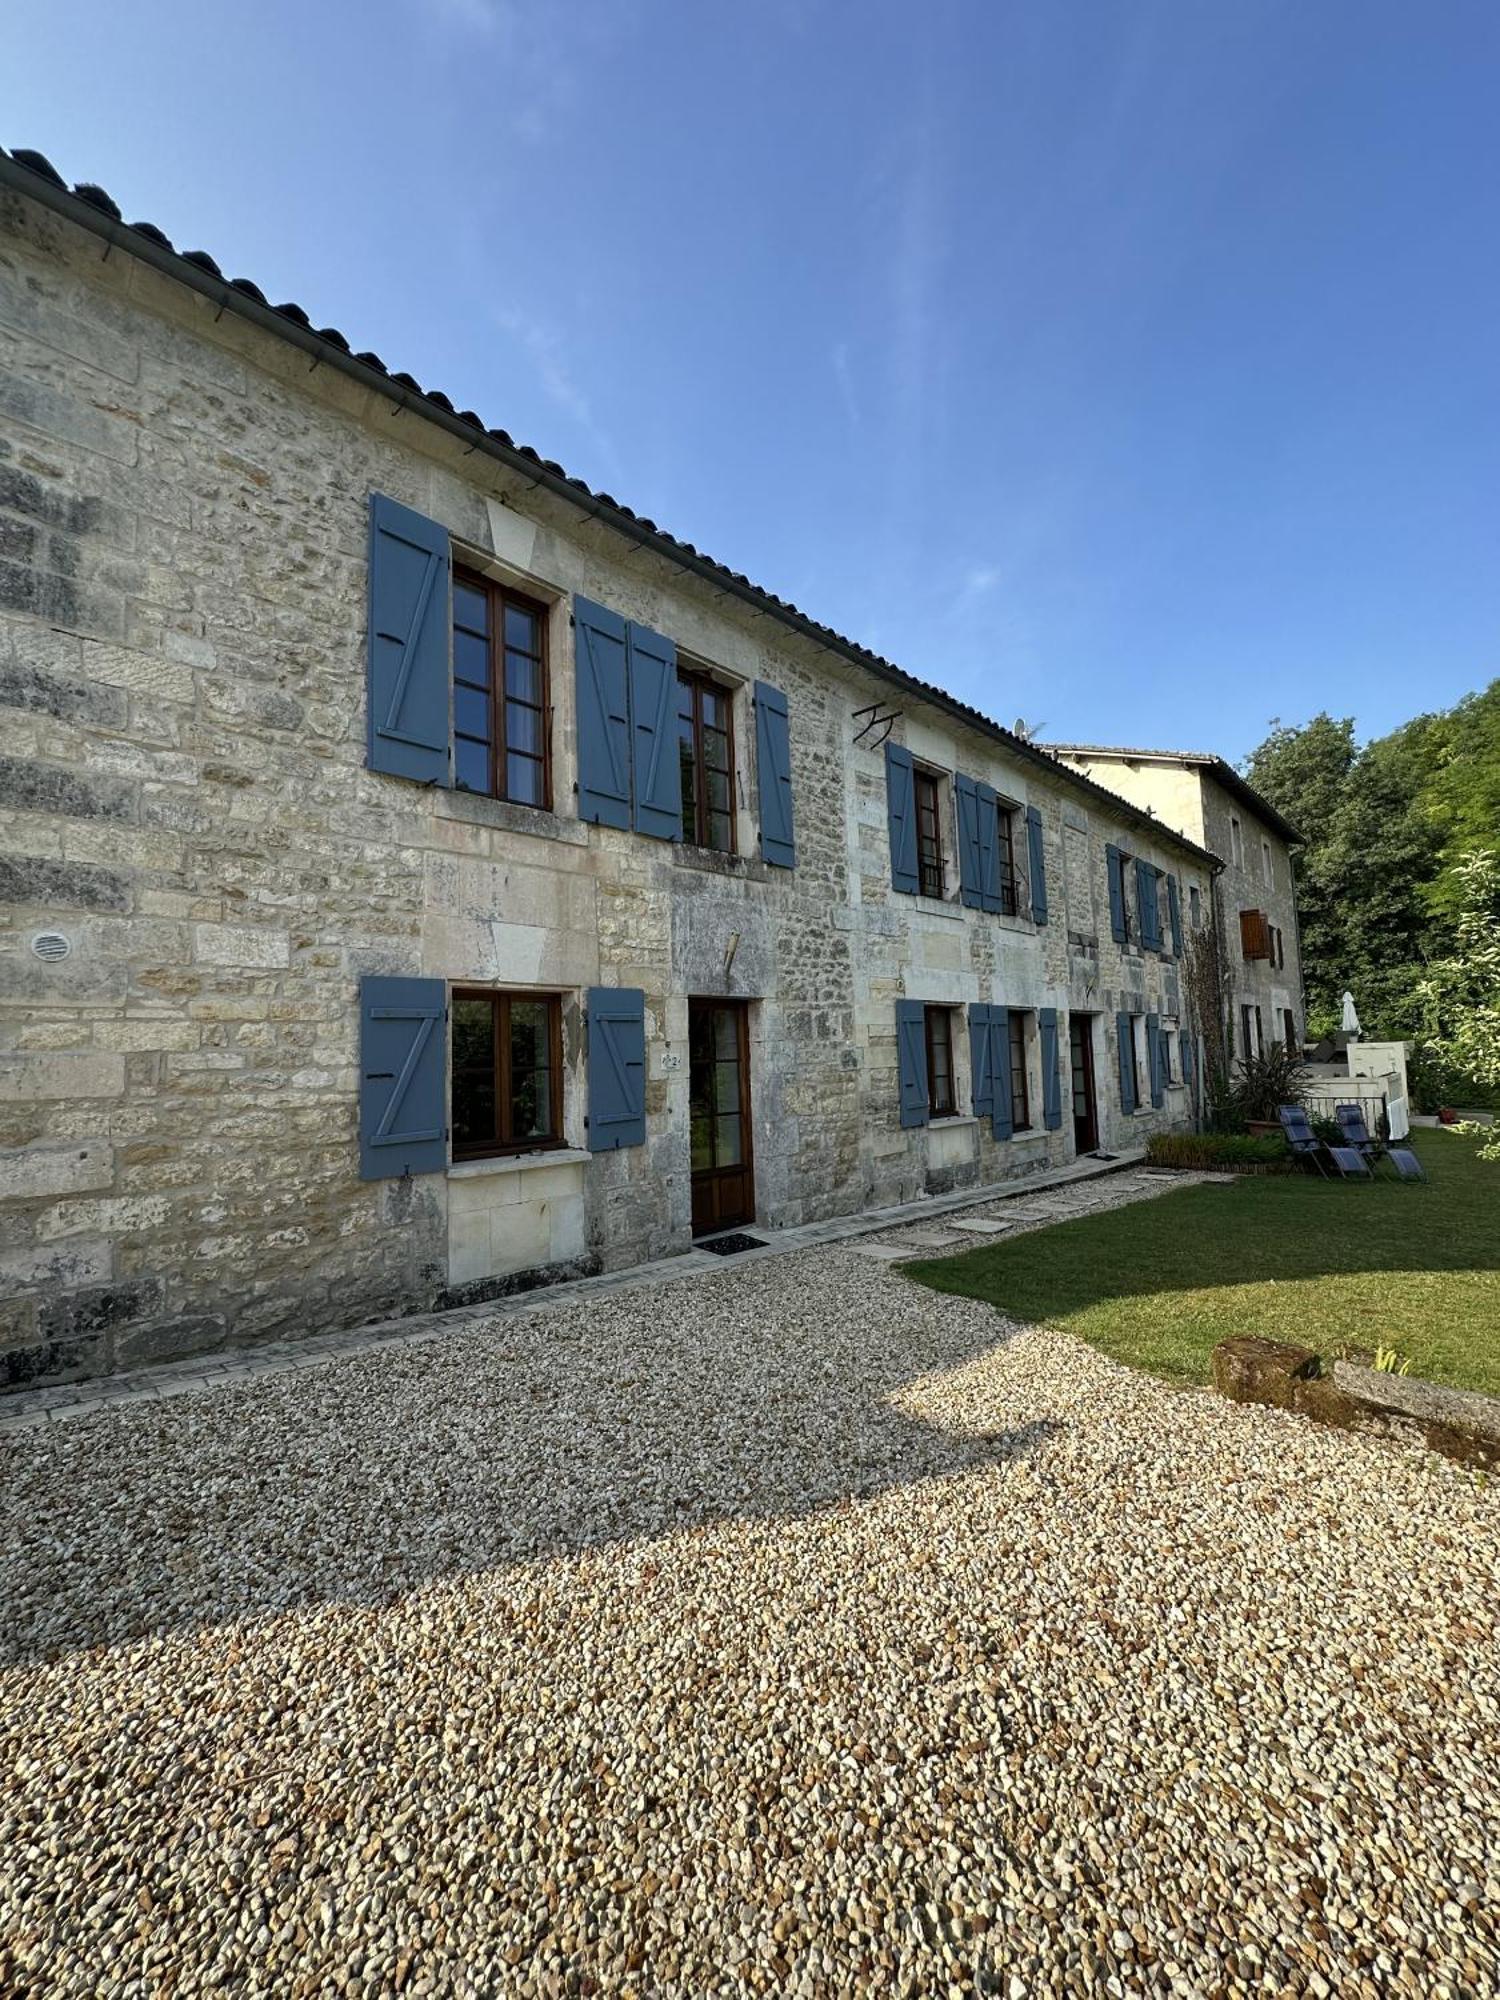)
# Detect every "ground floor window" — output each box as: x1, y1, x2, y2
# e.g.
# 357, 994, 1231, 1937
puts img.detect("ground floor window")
924, 1005, 956, 1117
1121, 1015, 1139, 1109
1008, 1011, 1031, 1129
1283, 1009, 1297, 1054
1240, 1003, 1264, 1061
451, 990, 562, 1157
1159, 1023, 1174, 1085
